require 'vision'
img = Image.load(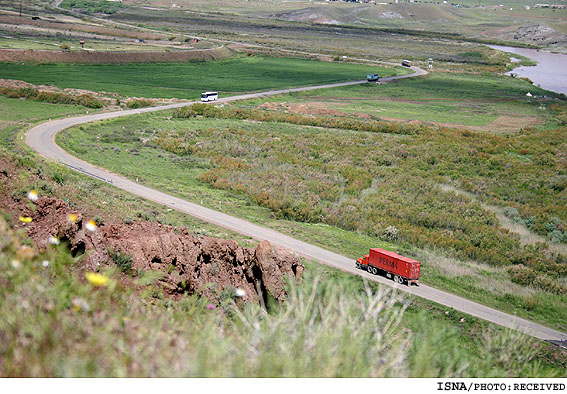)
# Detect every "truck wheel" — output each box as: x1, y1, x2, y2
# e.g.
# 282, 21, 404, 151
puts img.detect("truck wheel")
394, 276, 402, 284
356, 262, 361, 269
